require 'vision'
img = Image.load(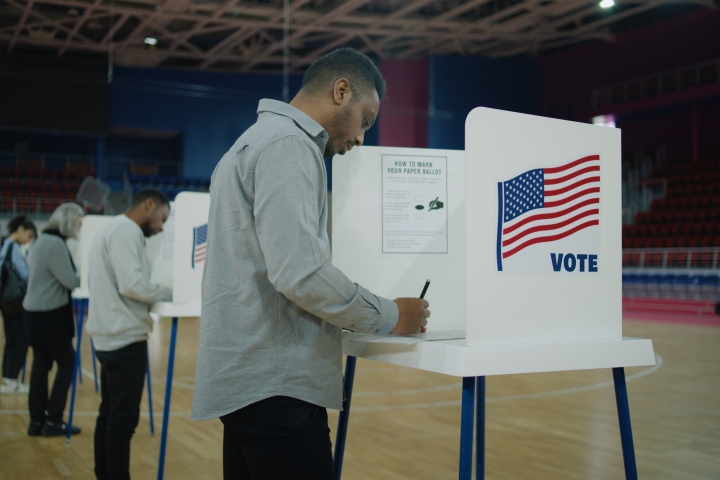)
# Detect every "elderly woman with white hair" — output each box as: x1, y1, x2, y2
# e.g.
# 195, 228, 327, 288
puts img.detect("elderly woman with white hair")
23, 202, 84, 437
